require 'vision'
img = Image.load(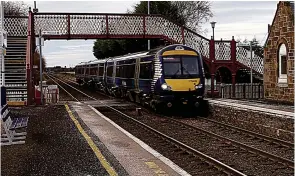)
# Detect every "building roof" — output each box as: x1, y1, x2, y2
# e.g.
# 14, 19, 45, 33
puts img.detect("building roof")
264, 1, 294, 47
